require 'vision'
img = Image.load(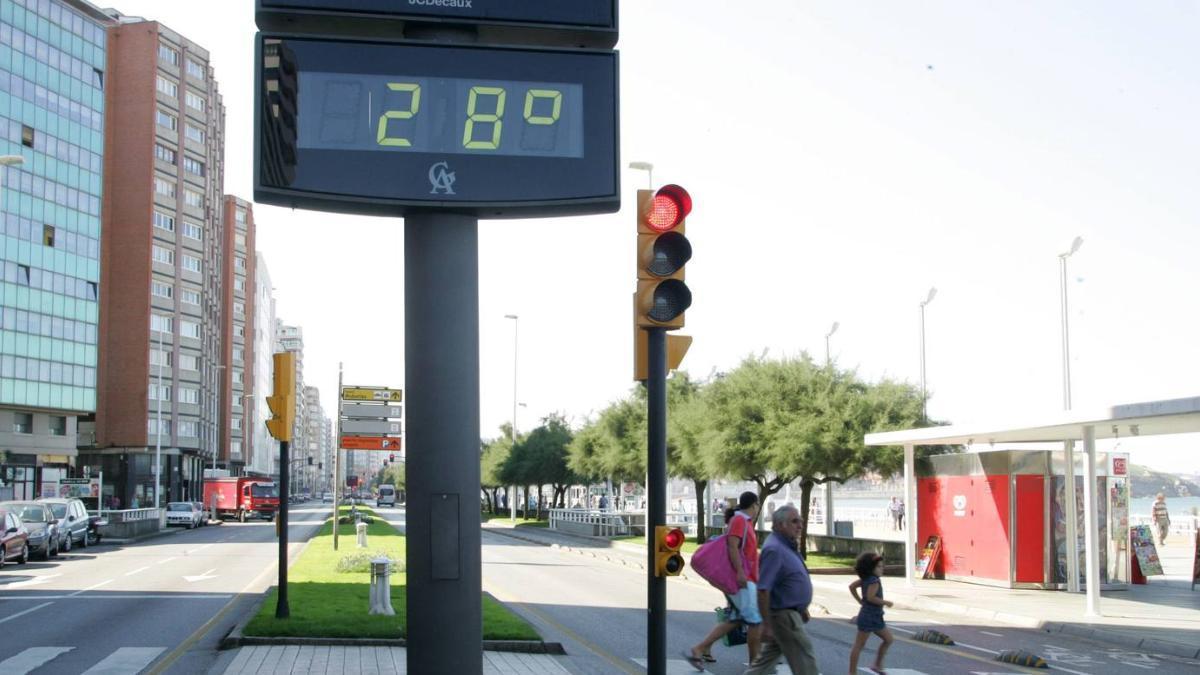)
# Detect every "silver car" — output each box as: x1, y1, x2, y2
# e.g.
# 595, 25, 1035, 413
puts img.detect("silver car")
38, 498, 91, 551
166, 502, 202, 529
0, 502, 59, 559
